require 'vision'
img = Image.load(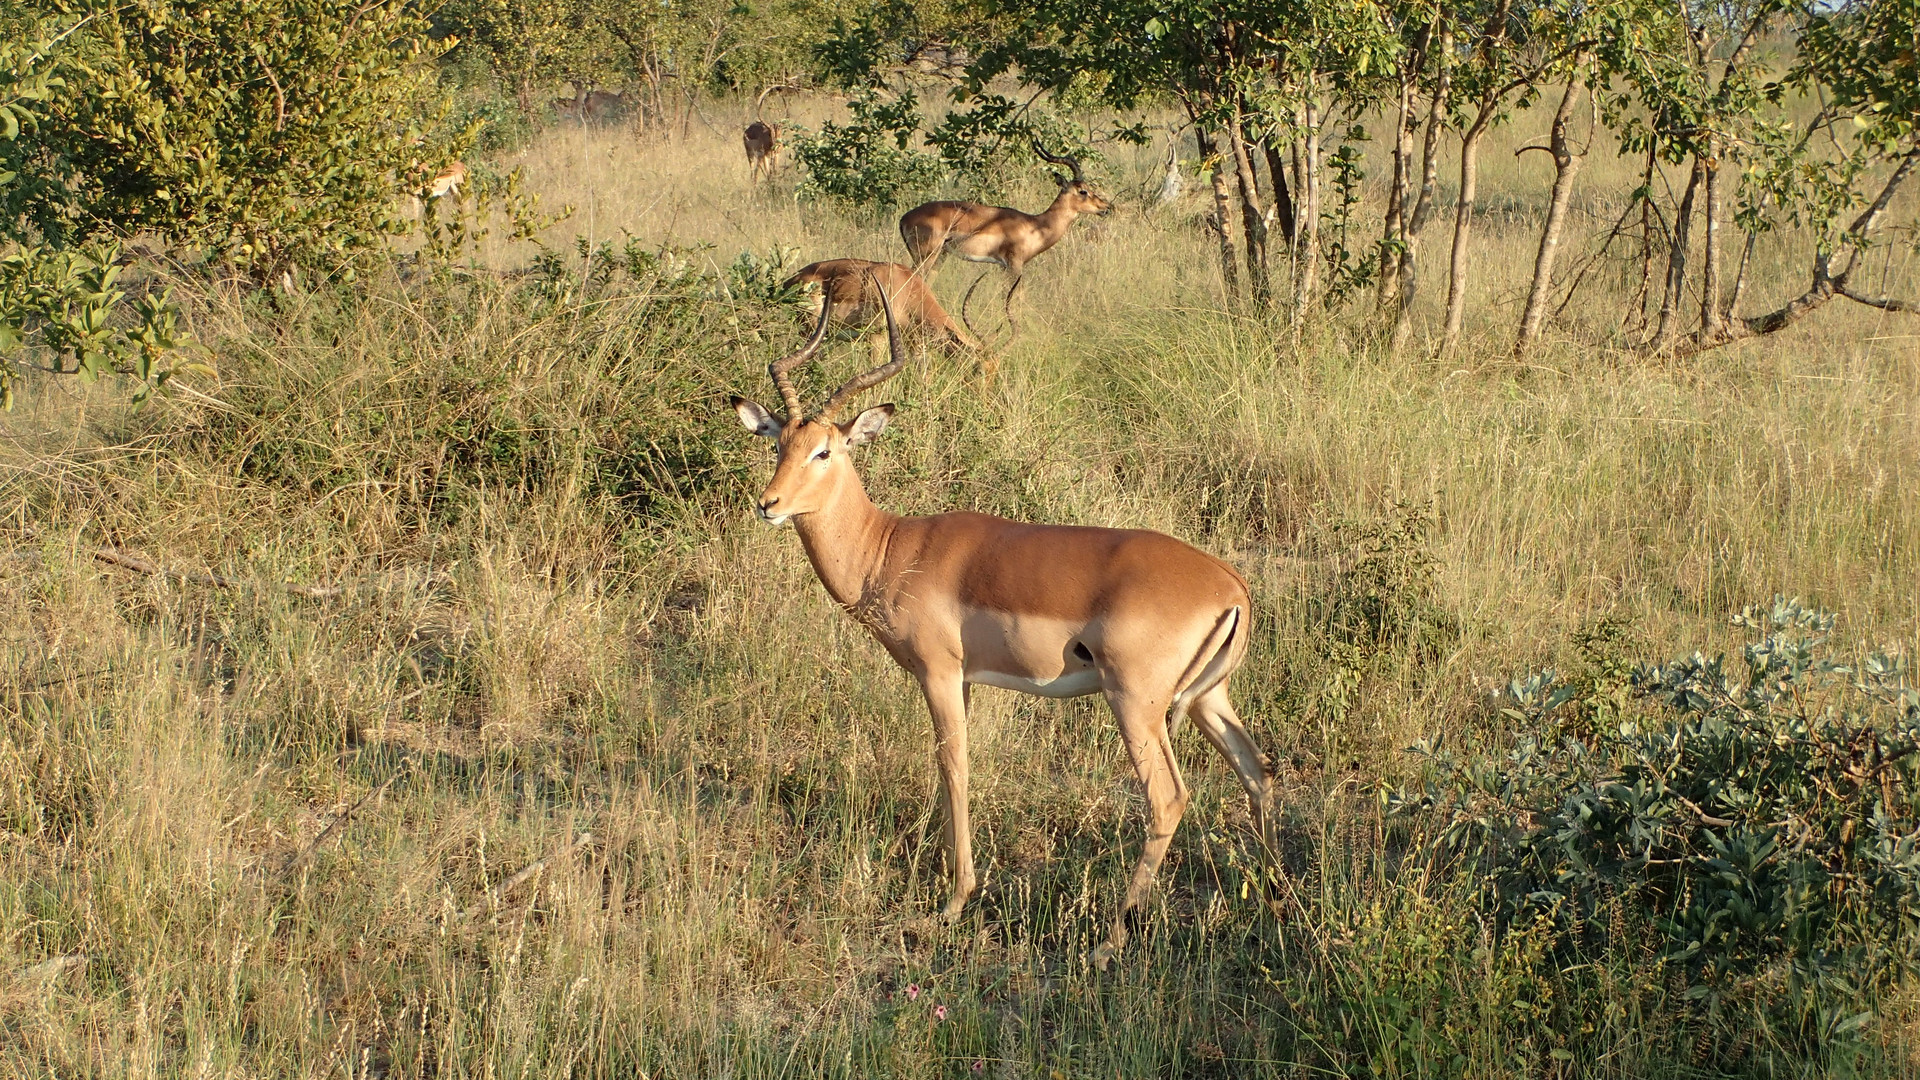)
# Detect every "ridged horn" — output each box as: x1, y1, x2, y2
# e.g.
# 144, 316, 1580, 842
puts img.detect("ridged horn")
770, 296, 831, 421
1032, 139, 1085, 182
